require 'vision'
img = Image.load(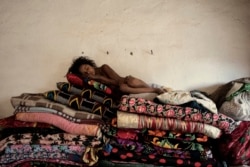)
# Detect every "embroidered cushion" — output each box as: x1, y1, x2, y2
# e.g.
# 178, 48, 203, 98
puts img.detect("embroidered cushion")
66, 73, 112, 95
